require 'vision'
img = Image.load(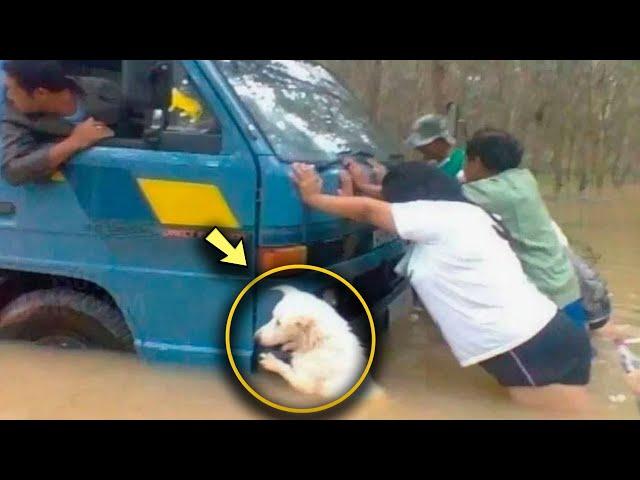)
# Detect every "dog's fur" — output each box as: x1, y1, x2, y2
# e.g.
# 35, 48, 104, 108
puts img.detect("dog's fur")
255, 286, 384, 402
